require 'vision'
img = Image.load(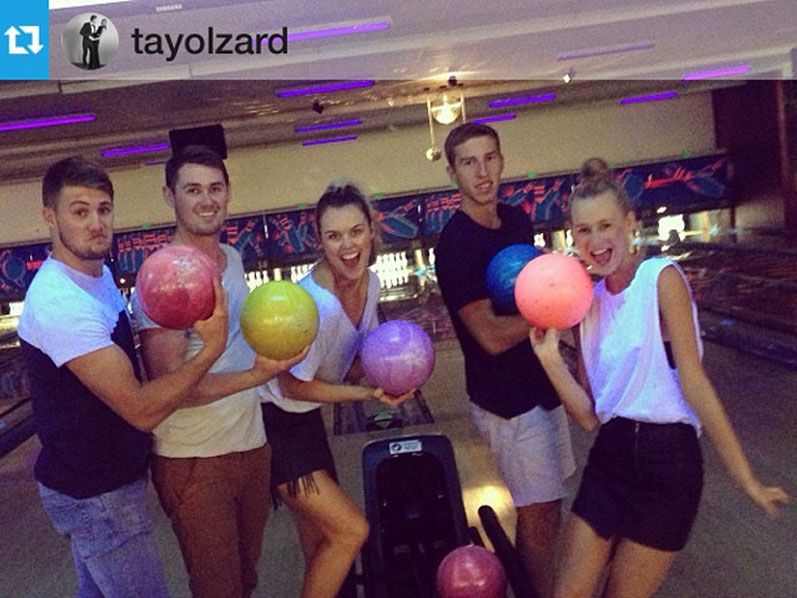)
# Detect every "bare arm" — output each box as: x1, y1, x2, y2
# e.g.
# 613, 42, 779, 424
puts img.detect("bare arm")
458, 299, 530, 356
139, 327, 308, 404
530, 327, 599, 431
66, 279, 230, 432
278, 371, 415, 408
658, 266, 789, 517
